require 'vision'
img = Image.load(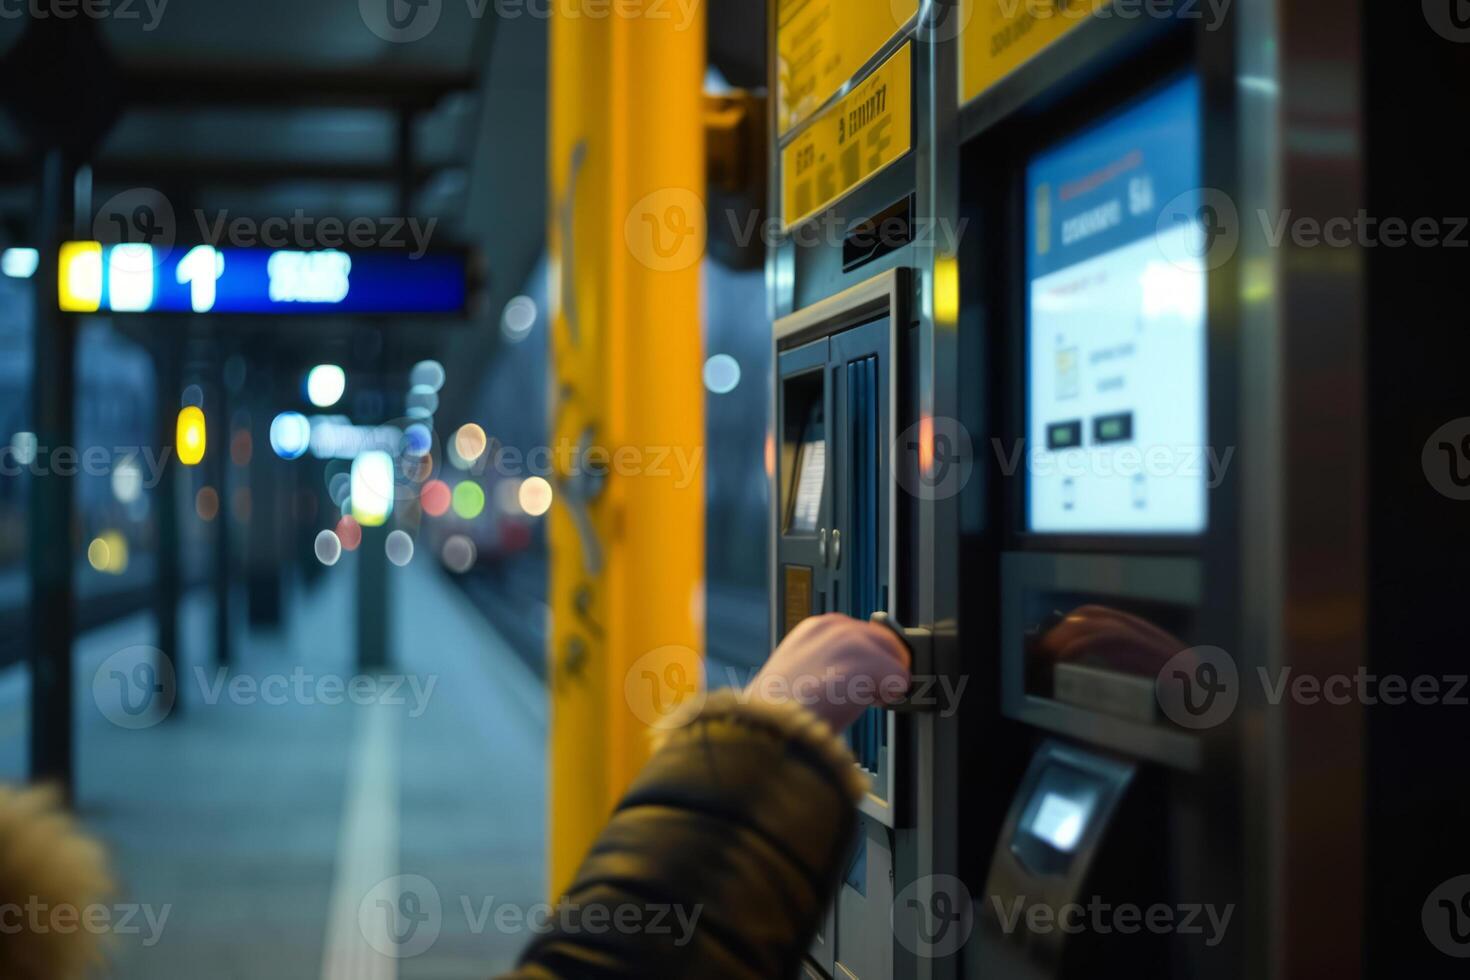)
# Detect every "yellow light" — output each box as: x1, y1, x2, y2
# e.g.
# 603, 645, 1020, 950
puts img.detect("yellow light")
177, 406, 207, 466
58, 241, 103, 312
934, 254, 960, 326
87, 531, 129, 575
86, 536, 110, 572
